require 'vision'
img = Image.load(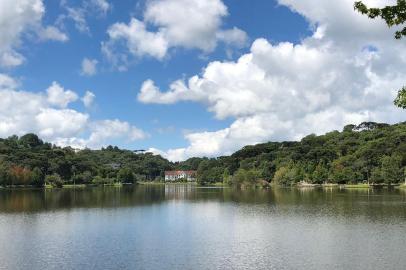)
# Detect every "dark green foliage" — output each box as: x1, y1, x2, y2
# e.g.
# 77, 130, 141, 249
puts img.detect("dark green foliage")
195, 121, 405, 186
72, 171, 93, 184
231, 168, 261, 186
0, 135, 172, 187
197, 159, 224, 185
312, 163, 329, 184
380, 154, 403, 184
117, 167, 135, 183
31, 167, 45, 187
92, 176, 114, 185
0, 121, 405, 187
